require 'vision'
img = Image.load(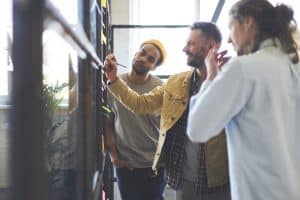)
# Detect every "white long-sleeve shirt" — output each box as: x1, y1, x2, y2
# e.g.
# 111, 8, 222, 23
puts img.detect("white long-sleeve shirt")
187, 39, 300, 200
